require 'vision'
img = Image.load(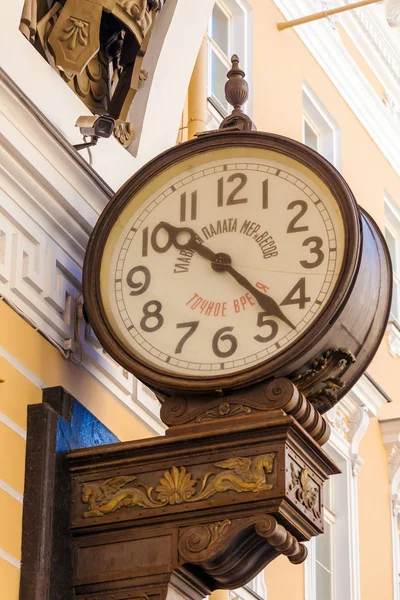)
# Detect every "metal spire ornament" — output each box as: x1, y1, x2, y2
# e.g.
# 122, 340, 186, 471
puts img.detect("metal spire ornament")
219, 54, 256, 131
